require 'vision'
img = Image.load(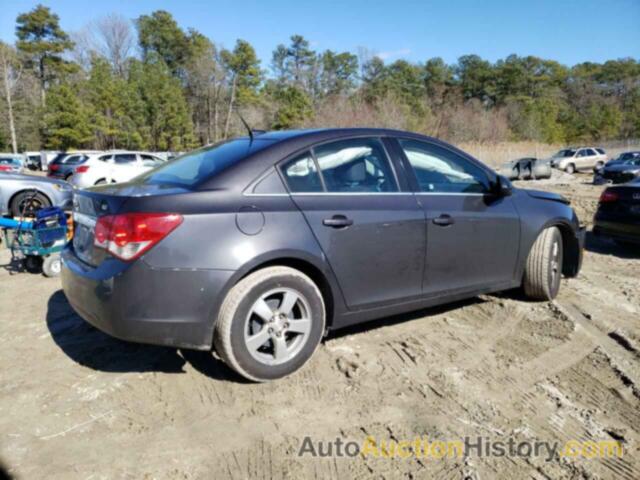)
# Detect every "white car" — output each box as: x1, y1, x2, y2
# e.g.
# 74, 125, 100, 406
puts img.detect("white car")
70, 151, 166, 188
550, 147, 607, 173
